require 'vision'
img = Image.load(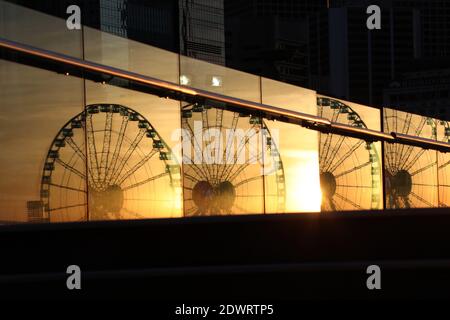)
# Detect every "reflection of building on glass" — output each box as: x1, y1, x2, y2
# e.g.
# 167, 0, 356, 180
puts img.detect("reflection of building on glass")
179, 0, 225, 65
181, 103, 285, 216
317, 97, 382, 211
39, 104, 181, 222
384, 63, 450, 120
225, 0, 329, 91
99, 0, 127, 37
27, 201, 44, 222
329, 0, 450, 111
383, 108, 438, 209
